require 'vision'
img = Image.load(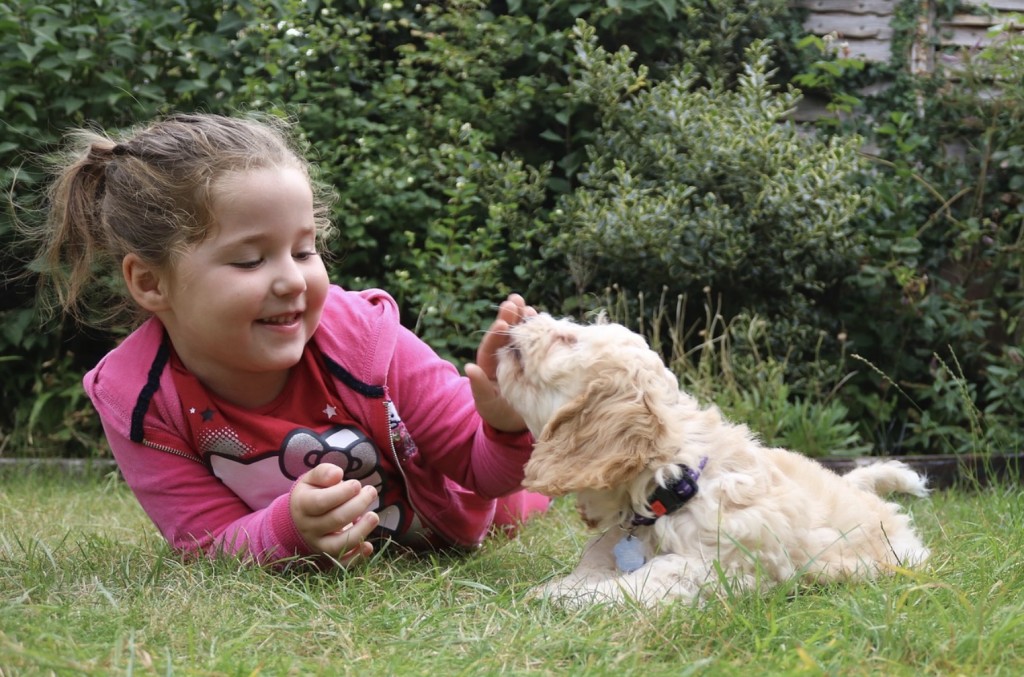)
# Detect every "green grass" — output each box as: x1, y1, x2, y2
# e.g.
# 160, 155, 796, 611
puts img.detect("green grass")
2, 469, 1023, 675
